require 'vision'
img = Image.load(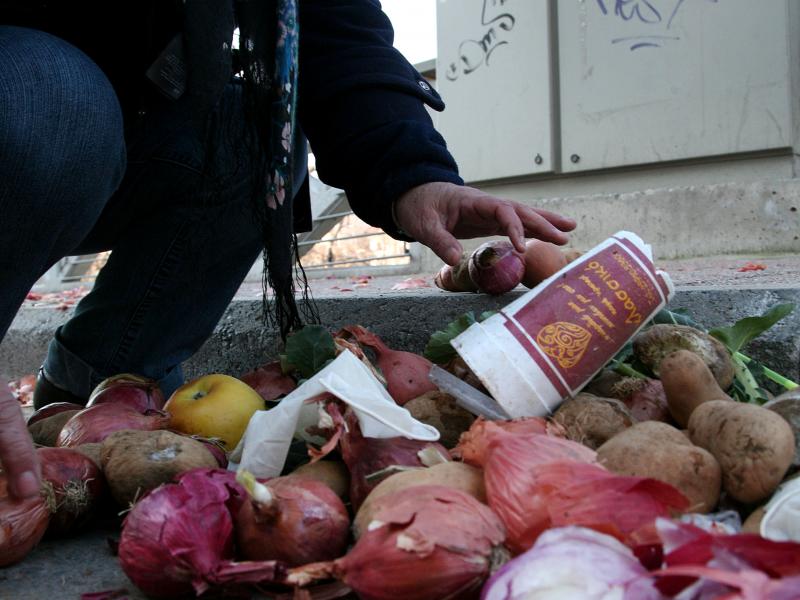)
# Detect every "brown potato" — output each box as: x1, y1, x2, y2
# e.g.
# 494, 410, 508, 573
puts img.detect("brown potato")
552, 393, 633, 450
633, 325, 734, 390
100, 429, 218, 507
763, 394, 800, 470
404, 391, 476, 449
688, 400, 795, 504
28, 410, 80, 447
660, 350, 732, 427
597, 421, 721, 513
291, 460, 350, 500
353, 462, 485, 539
